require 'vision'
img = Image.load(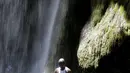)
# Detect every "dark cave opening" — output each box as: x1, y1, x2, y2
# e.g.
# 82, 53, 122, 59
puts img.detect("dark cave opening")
67, 0, 91, 68
96, 36, 130, 73
65, 0, 92, 70
57, 0, 91, 72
